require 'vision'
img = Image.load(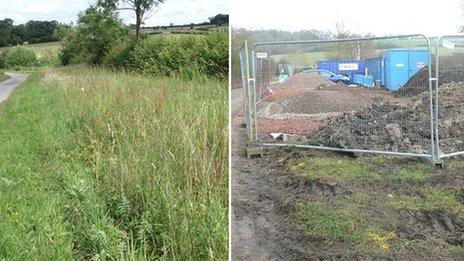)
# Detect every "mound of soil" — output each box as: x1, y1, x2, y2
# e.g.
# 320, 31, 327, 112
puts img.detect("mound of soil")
260, 86, 398, 119
273, 88, 391, 115
309, 82, 464, 153
397, 53, 464, 97
264, 72, 343, 102
273, 72, 335, 90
